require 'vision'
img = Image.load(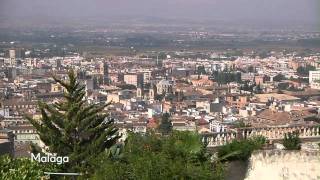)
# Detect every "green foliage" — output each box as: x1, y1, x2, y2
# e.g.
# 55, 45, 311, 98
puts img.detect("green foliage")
297, 77, 309, 83
212, 71, 241, 85
93, 131, 221, 180
239, 81, 262, 94
273, 74, 286, 82
218, 136, 266, 161
106, 144, 125, 161
283, 131, 301, 150
158, 113, 172, 135
197, 65, 207, 75
297, 65, 316, 76
155, 92, 166, 101
233, 120, 250, 128
255, 83, 263, 94
158, 52, 167, 59
278, 82, 289, 90
0, 155, 58, 180
26, 69, 119, 174
247, 66, 255, 73
224, 49, 243, 57
239, 81, 256, 93
304, 116, 320, 123
277, 82, 303, 92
